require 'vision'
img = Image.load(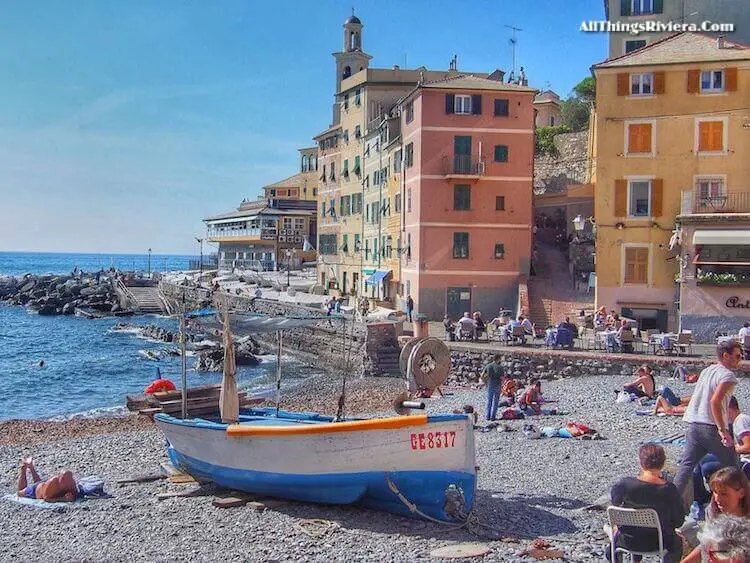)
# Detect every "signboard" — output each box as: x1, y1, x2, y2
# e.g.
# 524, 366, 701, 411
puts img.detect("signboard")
726, 296, 750, 309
